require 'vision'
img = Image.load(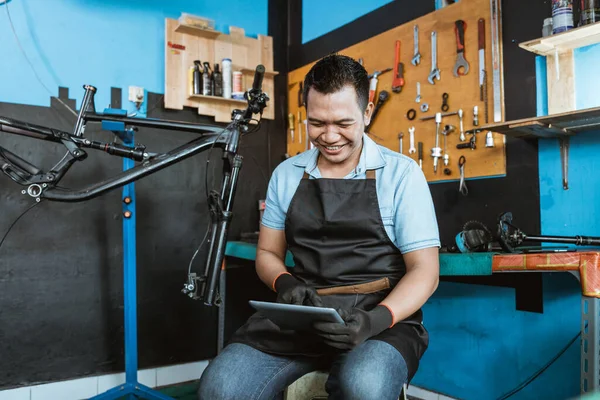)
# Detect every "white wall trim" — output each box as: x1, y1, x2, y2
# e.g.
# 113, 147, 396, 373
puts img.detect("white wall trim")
0, 360, 457, 400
